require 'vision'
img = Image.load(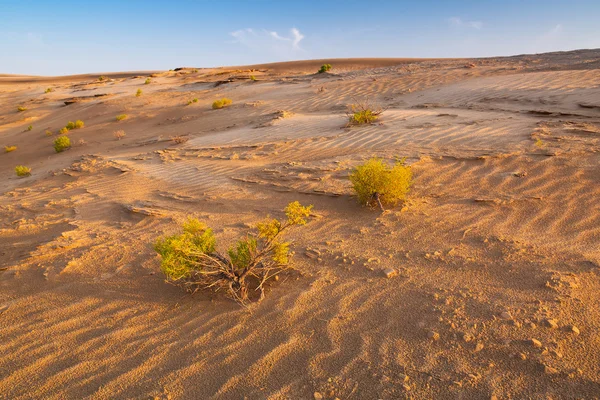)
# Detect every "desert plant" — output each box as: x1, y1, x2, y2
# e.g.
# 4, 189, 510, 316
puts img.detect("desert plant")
64, 120, 84, 130
27, 125, 33, 131
318, 64, 332, 73
192, 69, 198, 73
53, 136, 71, 153
98, 76, 106, 81
113, 130, 126, 140
59, 127, 69, 135
45, 87, 53, 93
154, 201, 313, 304
17, 106, 26, 112
535, 138, 544, 147
136, 89, 142, 97
144, 78, 151, 85
347, 100, 383, 126
75, 120, 84, 129
15, 165, 31, 177
78, 139, 87, 146
116, 114, 127, 121
170, 135, 189, 144
45, 130, 53, 136
250, 75, 257, 81
4, 146, 17, 153
212, 98, 232, 109
187, 98, 198, 105
349, 158, 412, 211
